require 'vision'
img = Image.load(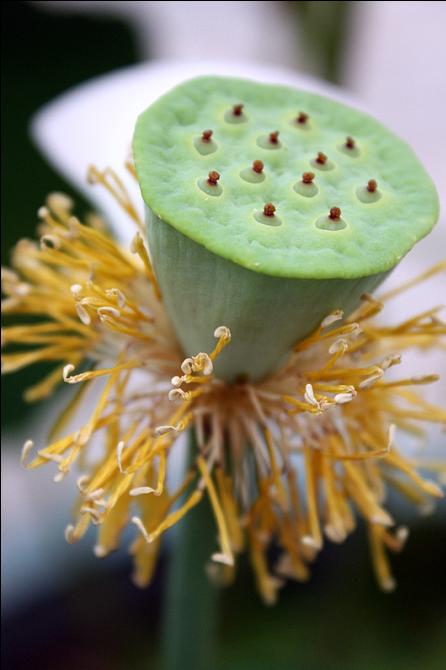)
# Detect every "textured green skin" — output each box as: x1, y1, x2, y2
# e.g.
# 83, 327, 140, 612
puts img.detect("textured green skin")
134, 76, 439, 280
147, 209, 389, 382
